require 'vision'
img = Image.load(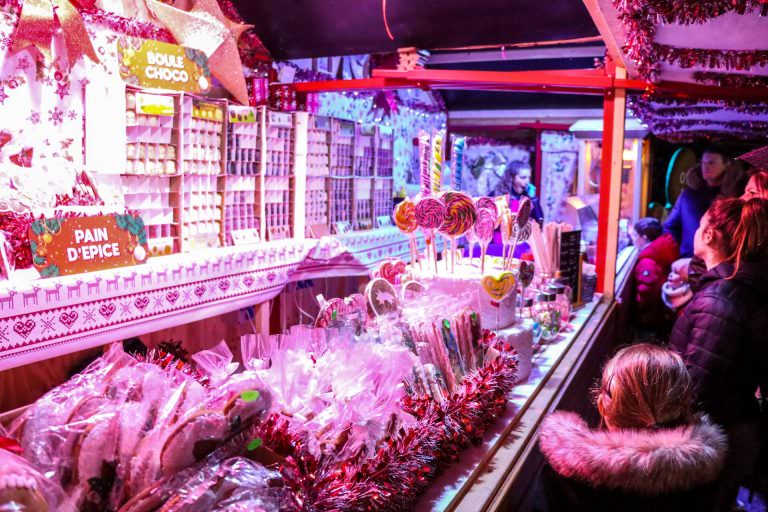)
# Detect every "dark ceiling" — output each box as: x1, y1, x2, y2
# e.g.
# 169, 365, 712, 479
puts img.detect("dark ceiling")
237, 0, 600, 60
